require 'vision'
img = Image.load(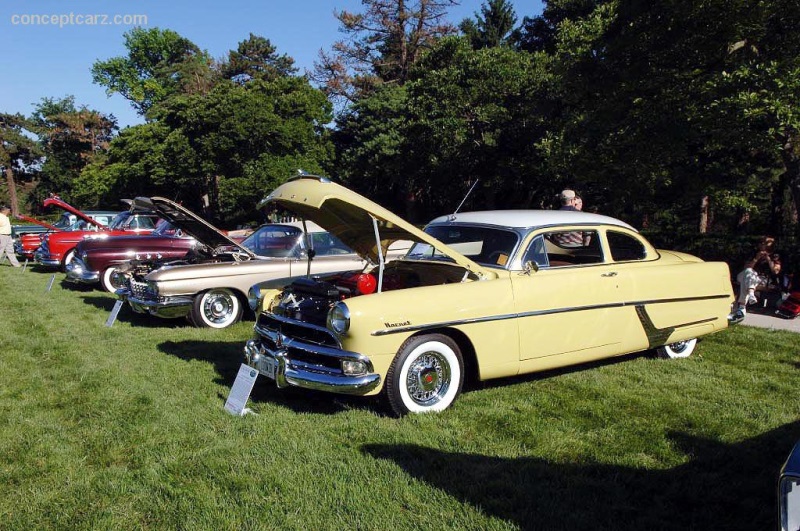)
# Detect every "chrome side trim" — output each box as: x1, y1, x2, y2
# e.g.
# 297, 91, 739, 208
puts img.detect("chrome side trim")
370, 293, 730, 336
